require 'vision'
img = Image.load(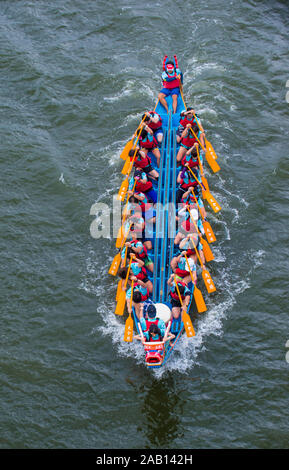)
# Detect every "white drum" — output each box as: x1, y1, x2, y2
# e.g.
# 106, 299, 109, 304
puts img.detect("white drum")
155, 303, 171, 324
